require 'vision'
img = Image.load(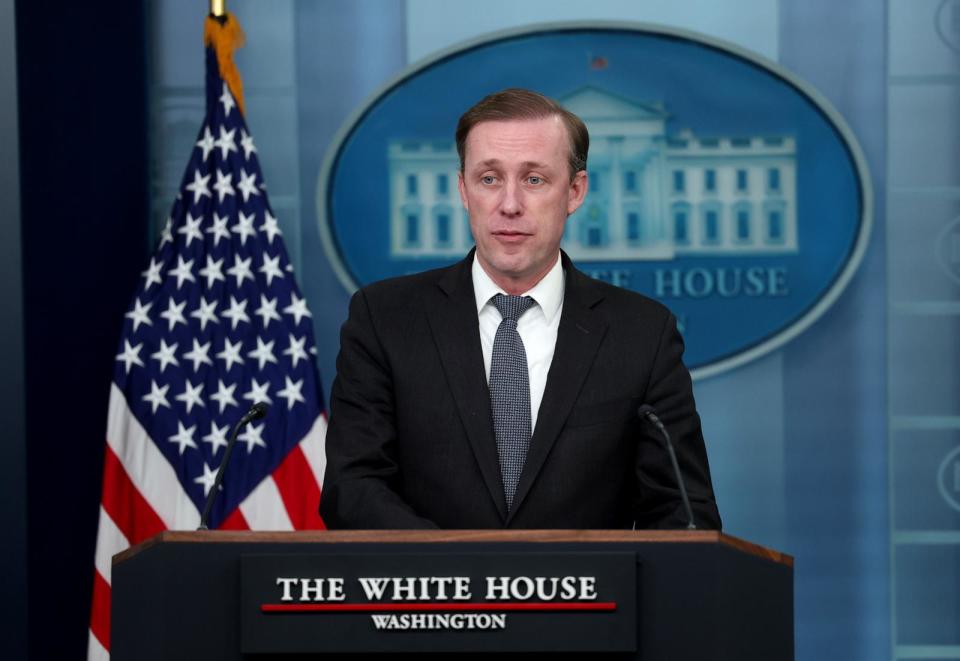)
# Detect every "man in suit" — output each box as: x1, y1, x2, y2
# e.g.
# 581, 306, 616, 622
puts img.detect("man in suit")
320, 89, 720, 530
